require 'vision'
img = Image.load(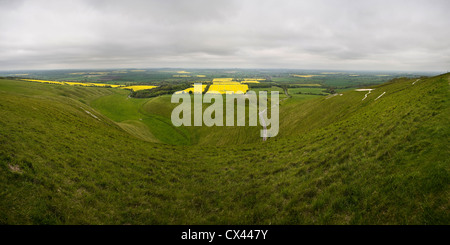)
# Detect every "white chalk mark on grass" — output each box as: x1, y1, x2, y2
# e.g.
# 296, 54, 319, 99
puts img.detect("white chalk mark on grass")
8, 164, 22, 173
375, 92, 386, 101
362, 90, 371, 101
412, 79, 420, 85
355, 89, 374, 91
80, 107, 100, 120
355, 89, 374, 101
325, 93, 344, 100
